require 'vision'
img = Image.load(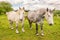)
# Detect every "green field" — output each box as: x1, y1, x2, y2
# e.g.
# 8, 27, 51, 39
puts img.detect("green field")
0, 14, 60, 40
